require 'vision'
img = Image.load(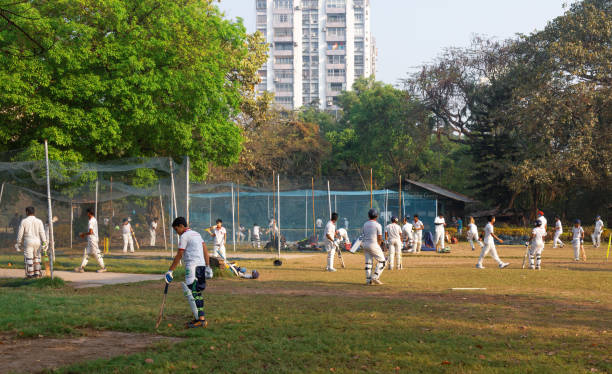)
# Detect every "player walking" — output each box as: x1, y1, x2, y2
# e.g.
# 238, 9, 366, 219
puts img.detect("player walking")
75, 209, 107, 273
208, 219, 227, 259
475, 216, 509, 269
164, 217, 212, 328
412, 215, 424, 253
15, 207, 47, 278
553, 217, 564, 248
466, 216, 483, 251
121, 218, 134, 253
362, 209, 386, 285
149, 218, 158, 247
252, 223, 261, 249
592, 216, 604, 248
401, 217, 413, 252
571, 219, 585, 261
324, 213, 338, 272
385, 216, 403, 270
528, 220, 547, 270
434, 213, 446, 251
